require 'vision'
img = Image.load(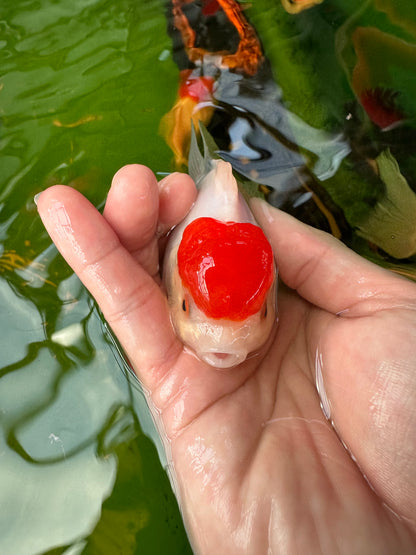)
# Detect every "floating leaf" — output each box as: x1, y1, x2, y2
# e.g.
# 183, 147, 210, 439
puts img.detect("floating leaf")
281, 0, 324, 14
357, 149, 416, 259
